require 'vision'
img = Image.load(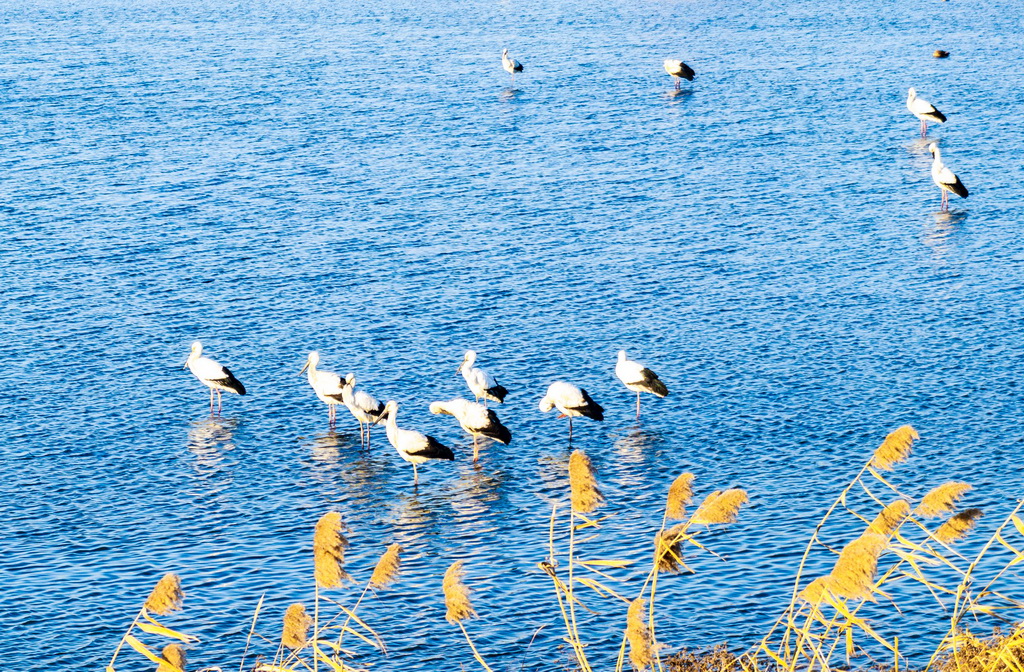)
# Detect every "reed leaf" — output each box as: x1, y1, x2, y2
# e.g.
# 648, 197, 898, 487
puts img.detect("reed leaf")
443, 561, 476, 624
690, 489, 749, 525
934, 509, 984, 544
569, 450, 604, 514
125, 635, 167, 667
145, 574, 184, 615
916, 482, 972, 518
870, 425, 918, 472
314, 511, 351, 588
666, 473, 696, 520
